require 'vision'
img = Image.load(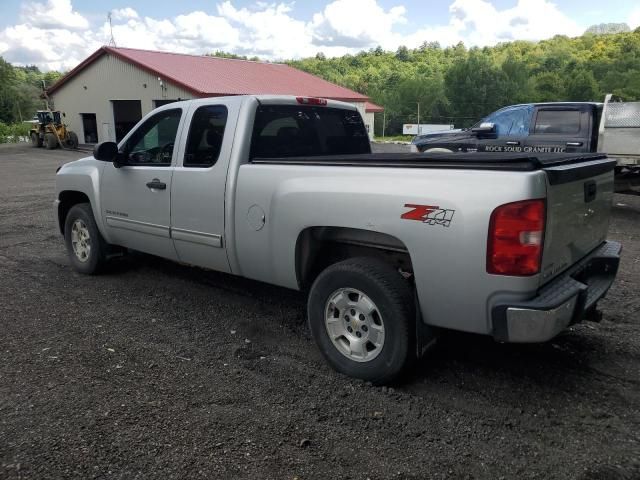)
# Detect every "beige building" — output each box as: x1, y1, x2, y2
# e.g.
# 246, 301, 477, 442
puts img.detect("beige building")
48, 46, 384, 144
